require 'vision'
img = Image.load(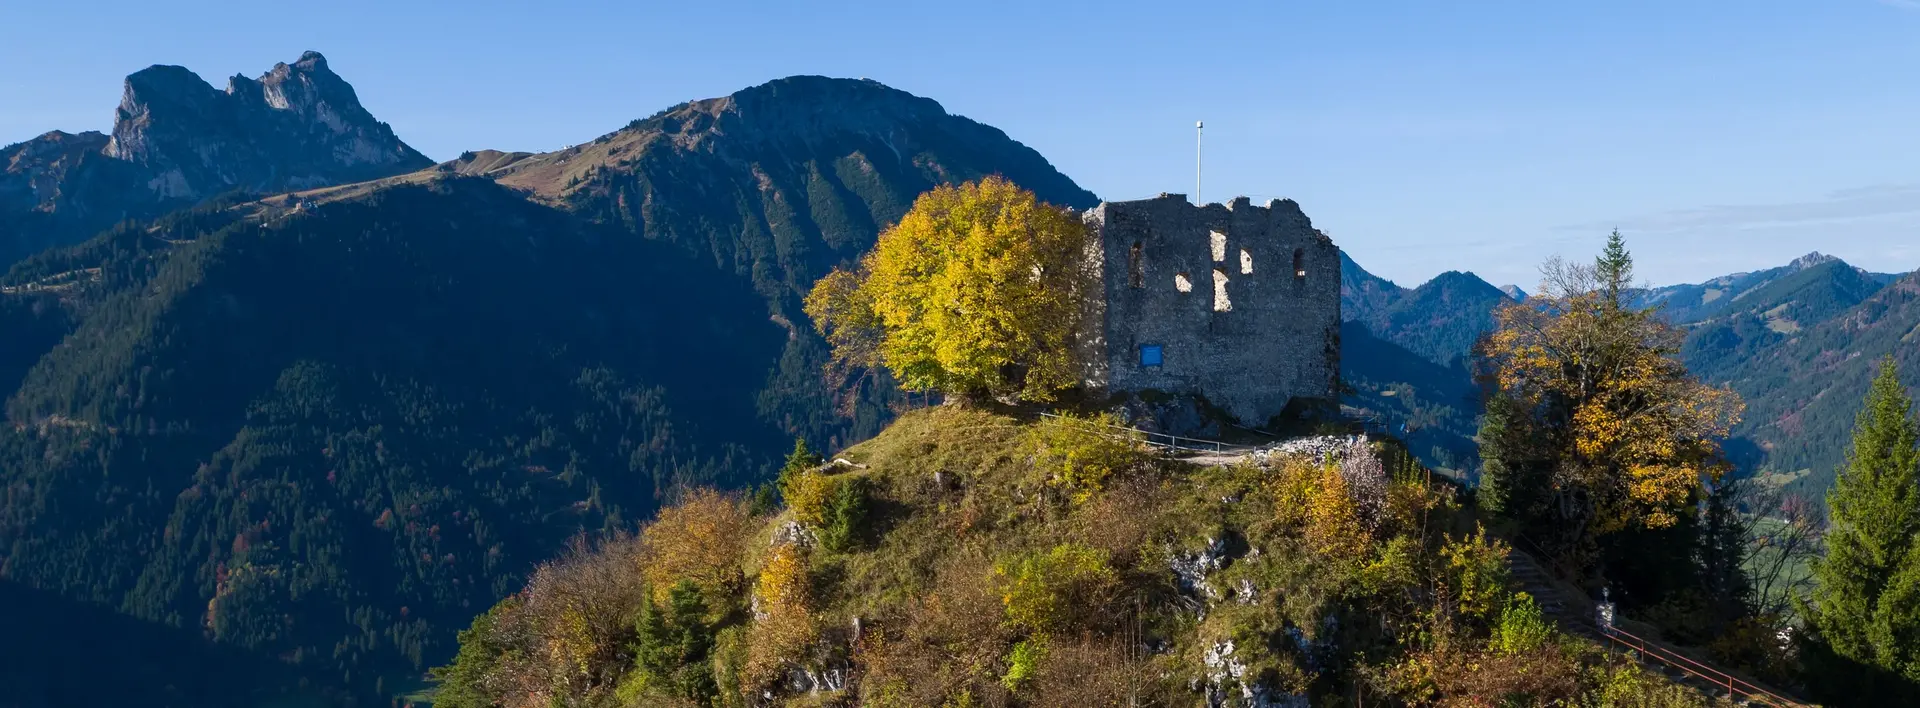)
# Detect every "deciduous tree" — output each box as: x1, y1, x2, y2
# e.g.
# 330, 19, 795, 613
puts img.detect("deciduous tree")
805, 176, 1093, 402
1476, 231, 1741, 568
